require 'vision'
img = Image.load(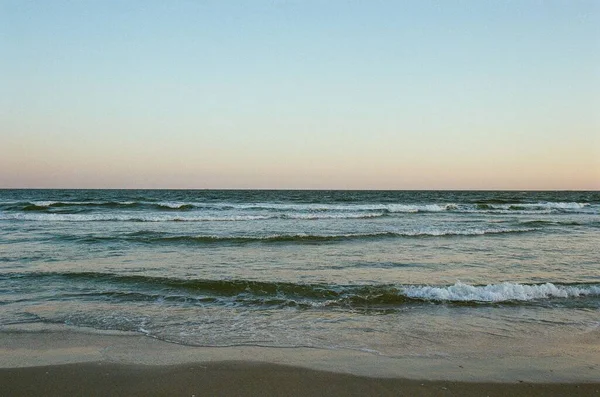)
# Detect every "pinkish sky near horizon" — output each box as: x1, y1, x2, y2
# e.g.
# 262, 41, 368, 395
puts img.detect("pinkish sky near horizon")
2, 1, 599, 190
